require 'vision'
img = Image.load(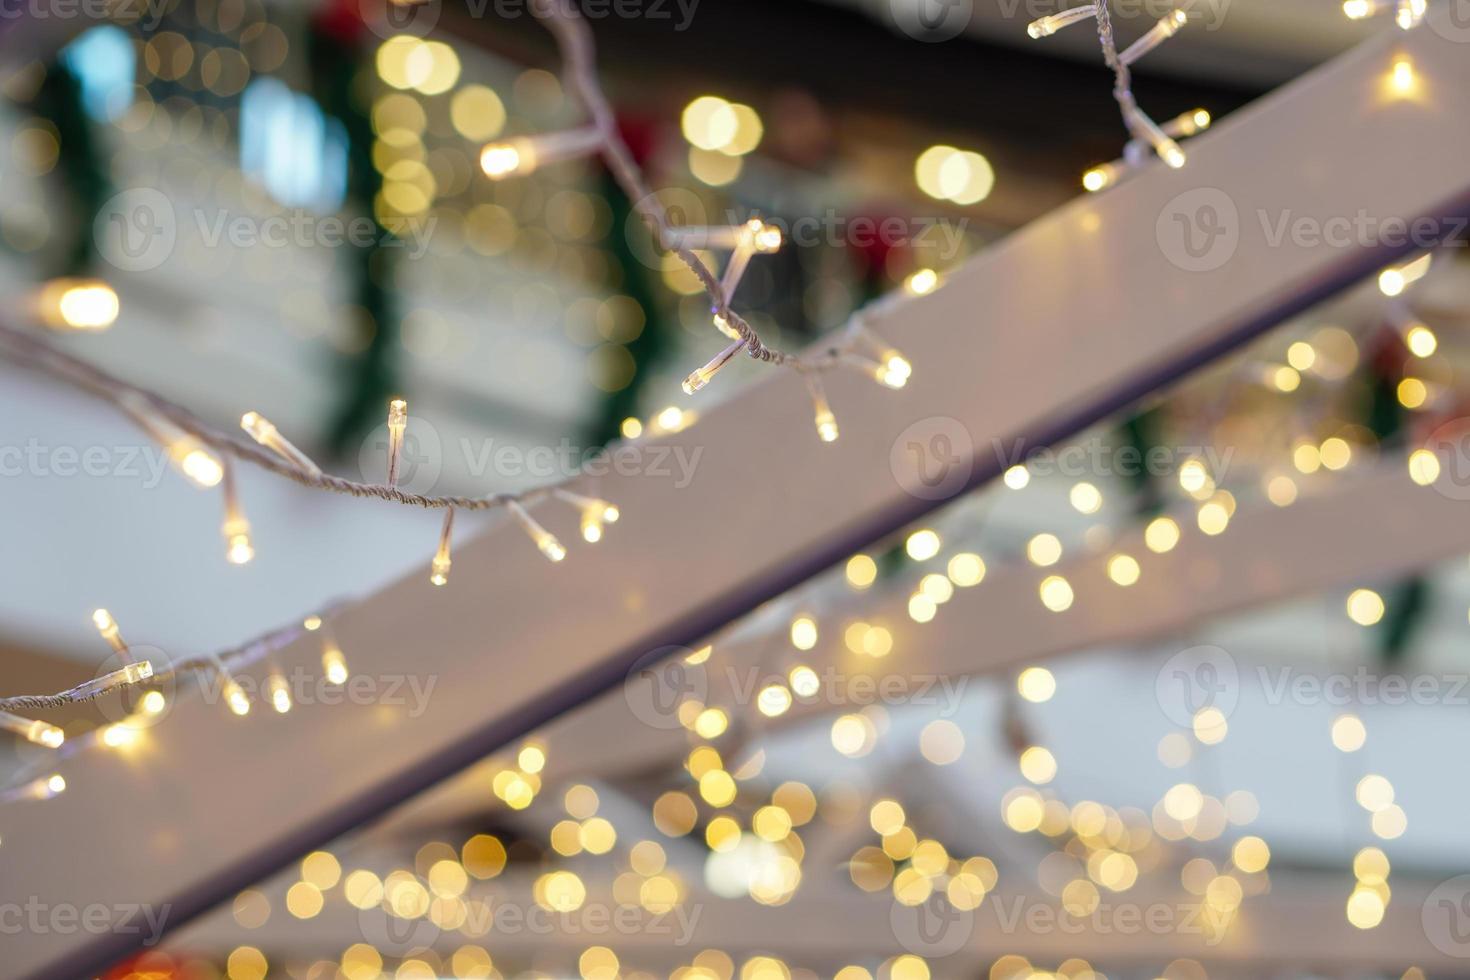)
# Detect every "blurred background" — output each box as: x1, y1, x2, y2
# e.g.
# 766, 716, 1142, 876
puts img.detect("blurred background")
2, 0, 1469, 977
